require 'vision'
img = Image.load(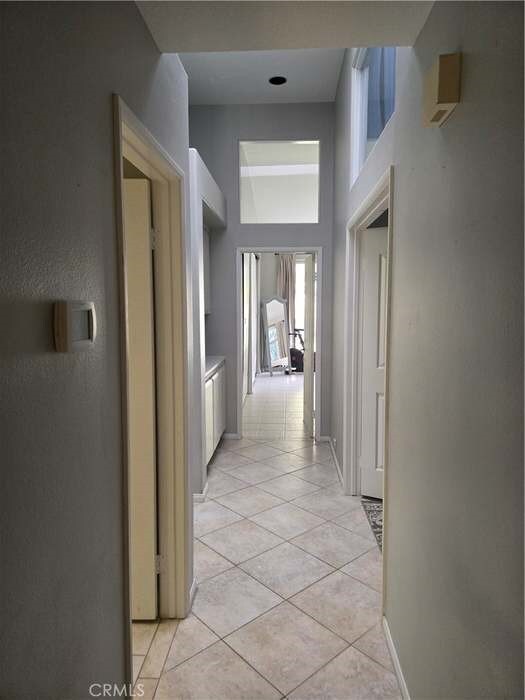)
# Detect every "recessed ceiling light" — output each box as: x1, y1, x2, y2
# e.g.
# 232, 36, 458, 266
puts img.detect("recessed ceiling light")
269, 76, 287, 86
